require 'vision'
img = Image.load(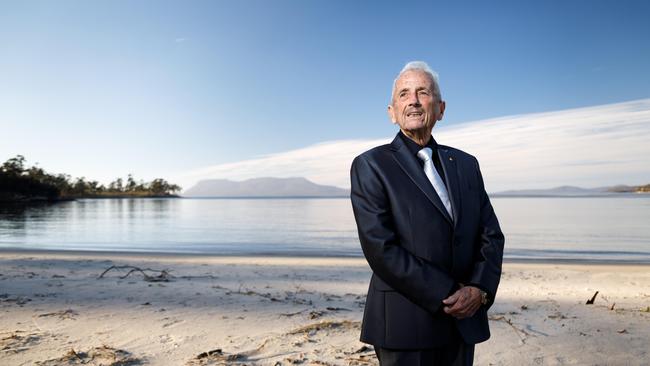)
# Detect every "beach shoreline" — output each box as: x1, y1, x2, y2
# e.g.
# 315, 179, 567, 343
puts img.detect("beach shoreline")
1, 250, 649, 365
2, 247, 650, 266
